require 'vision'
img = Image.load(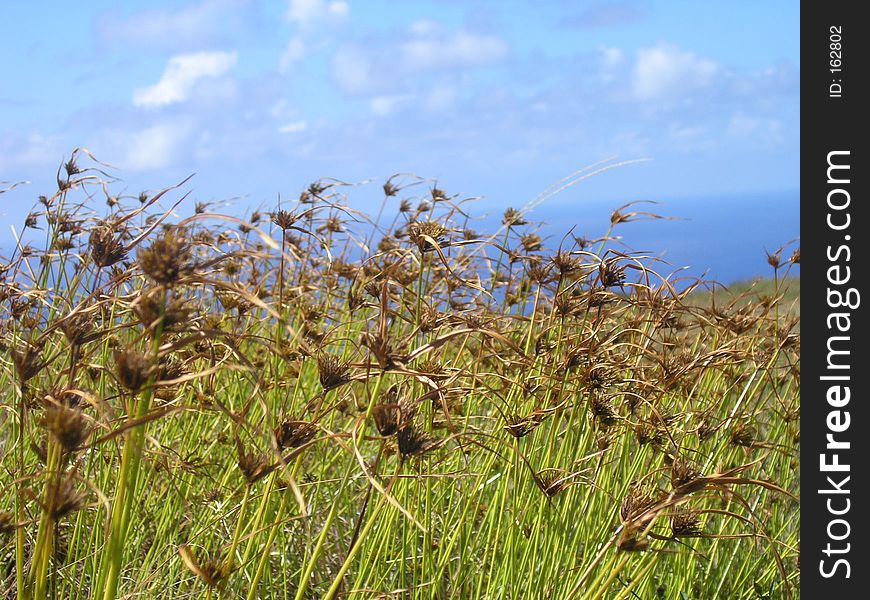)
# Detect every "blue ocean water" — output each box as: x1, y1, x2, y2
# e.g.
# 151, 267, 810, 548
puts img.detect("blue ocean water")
494, 190, 800, 285
0, 190, 798, 286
